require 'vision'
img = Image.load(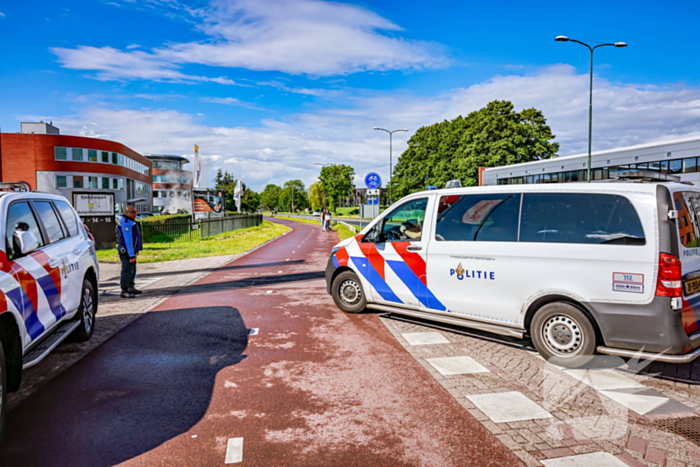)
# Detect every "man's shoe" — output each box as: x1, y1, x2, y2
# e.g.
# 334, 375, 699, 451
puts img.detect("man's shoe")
128, 287, 143, 295
120, 291, 135, 299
